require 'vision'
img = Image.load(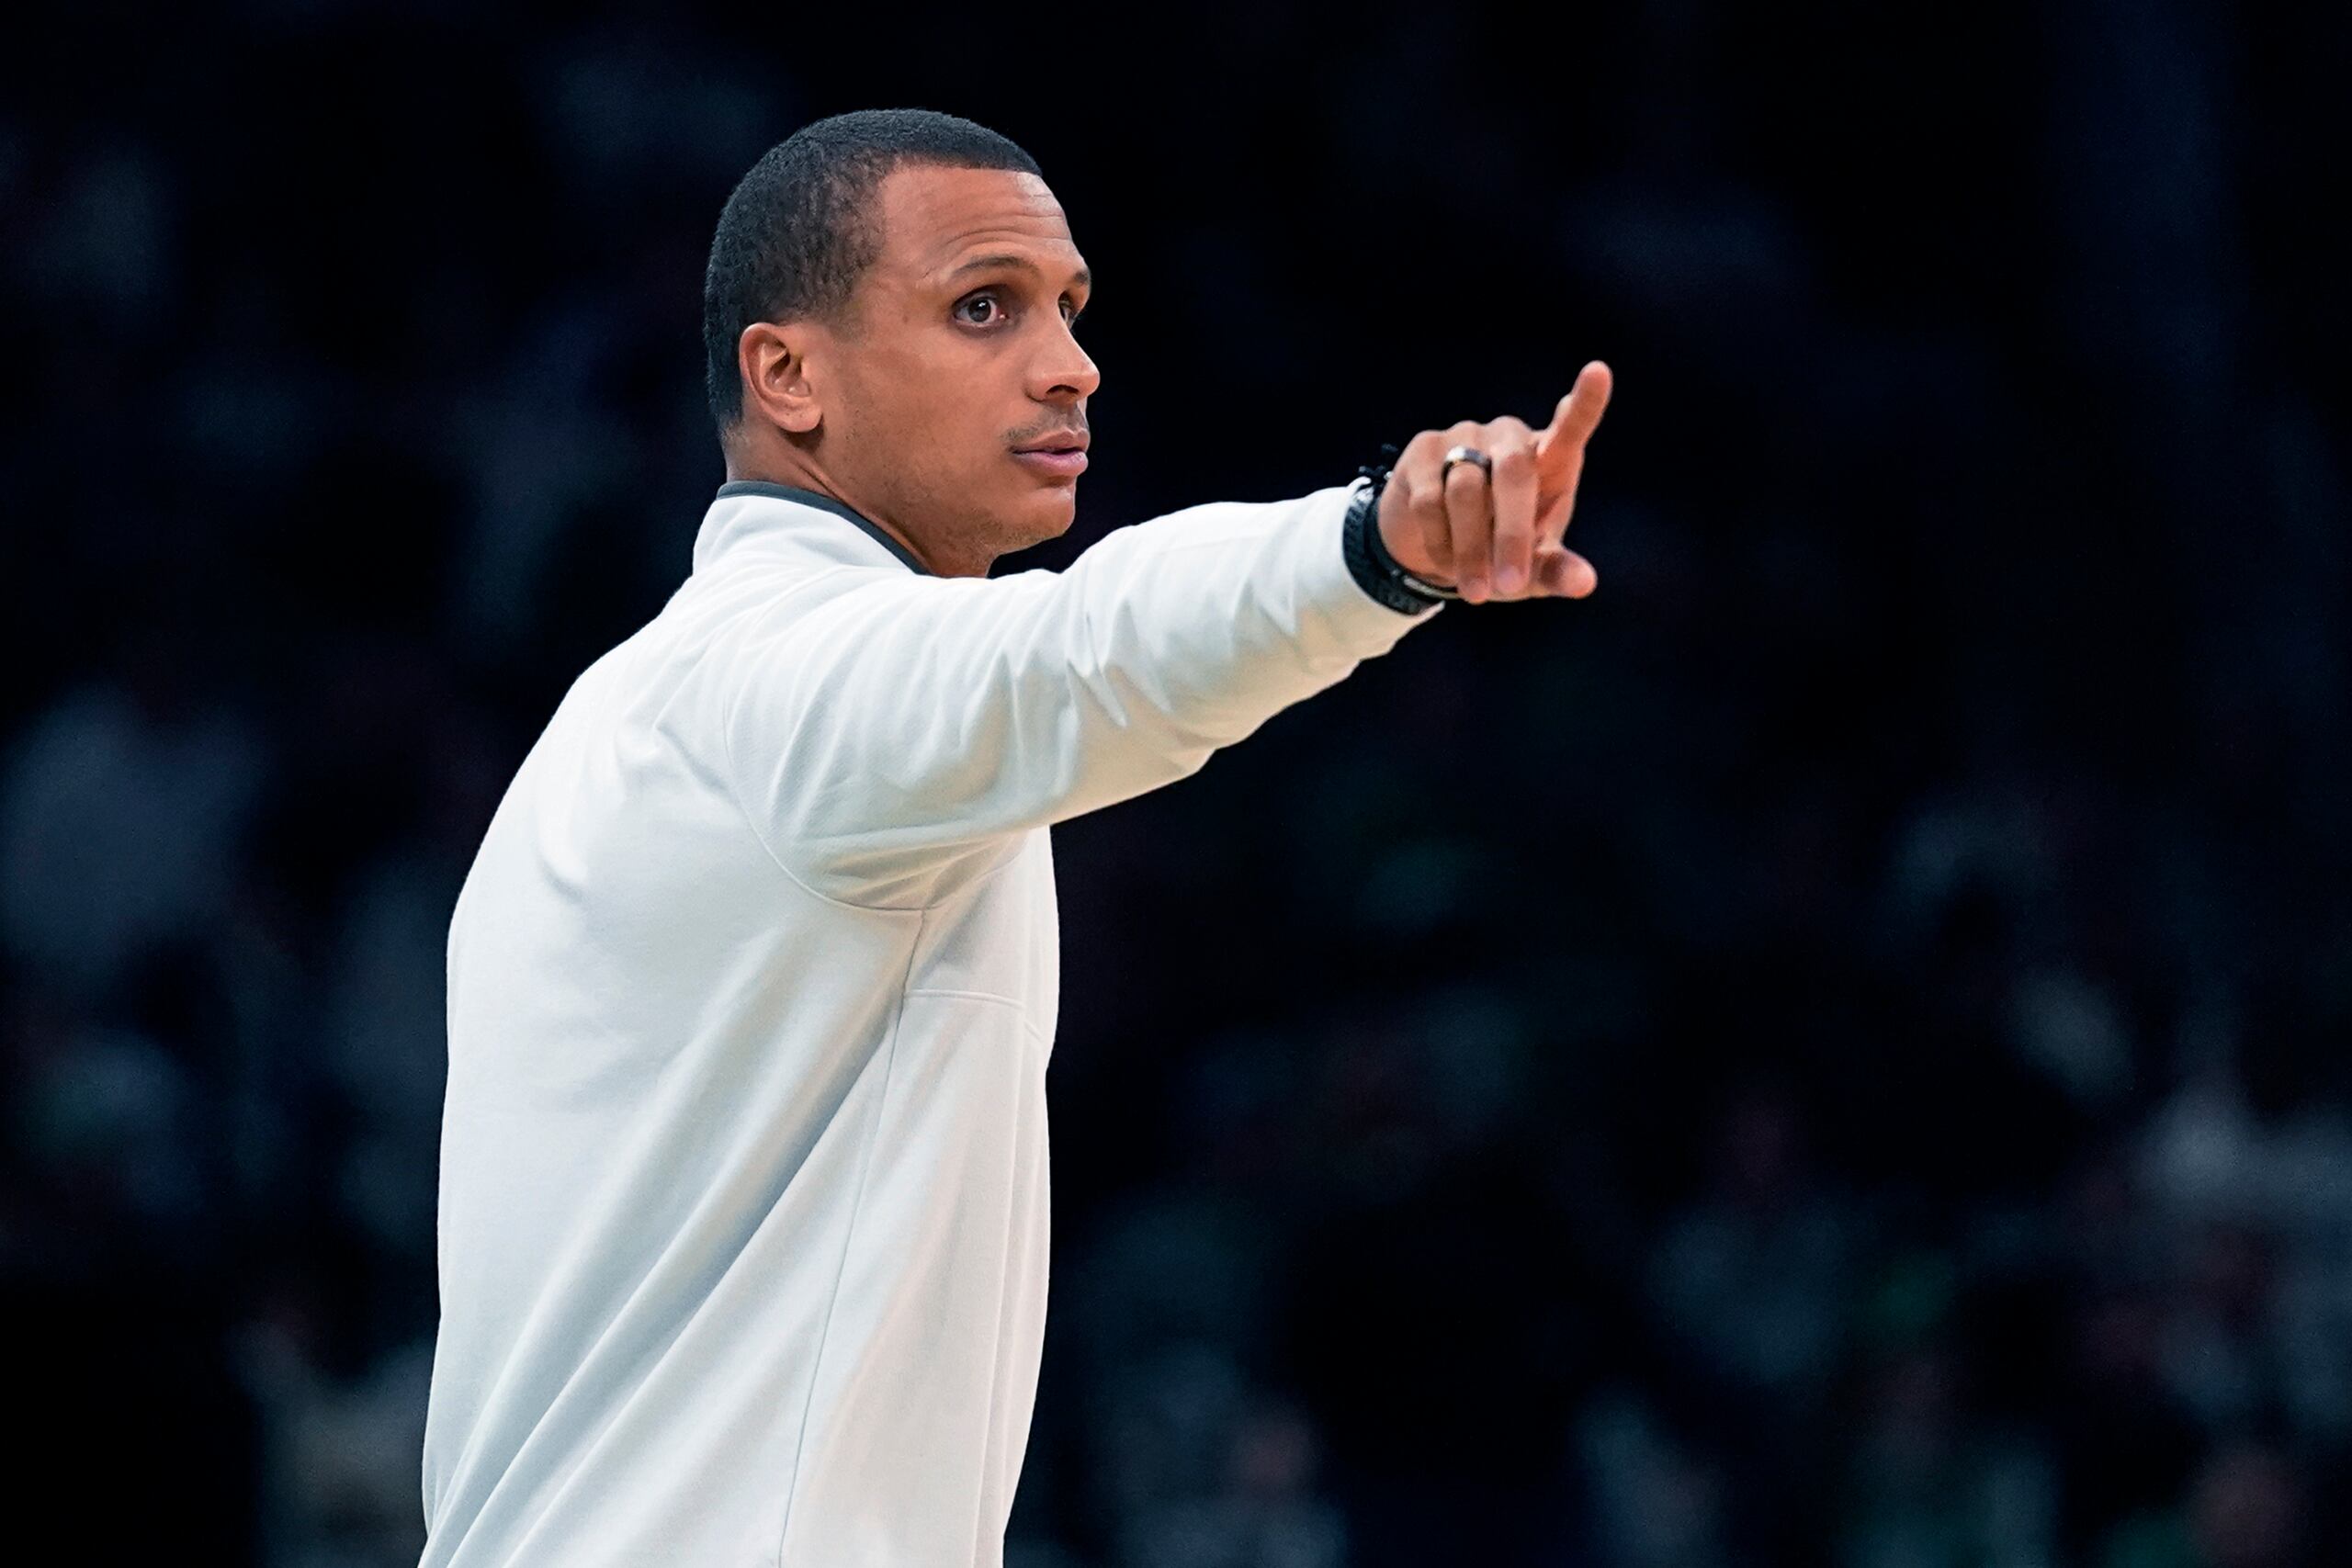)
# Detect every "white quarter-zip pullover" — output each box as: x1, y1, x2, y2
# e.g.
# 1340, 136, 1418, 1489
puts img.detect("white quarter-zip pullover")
419, 478, 1442, 1566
